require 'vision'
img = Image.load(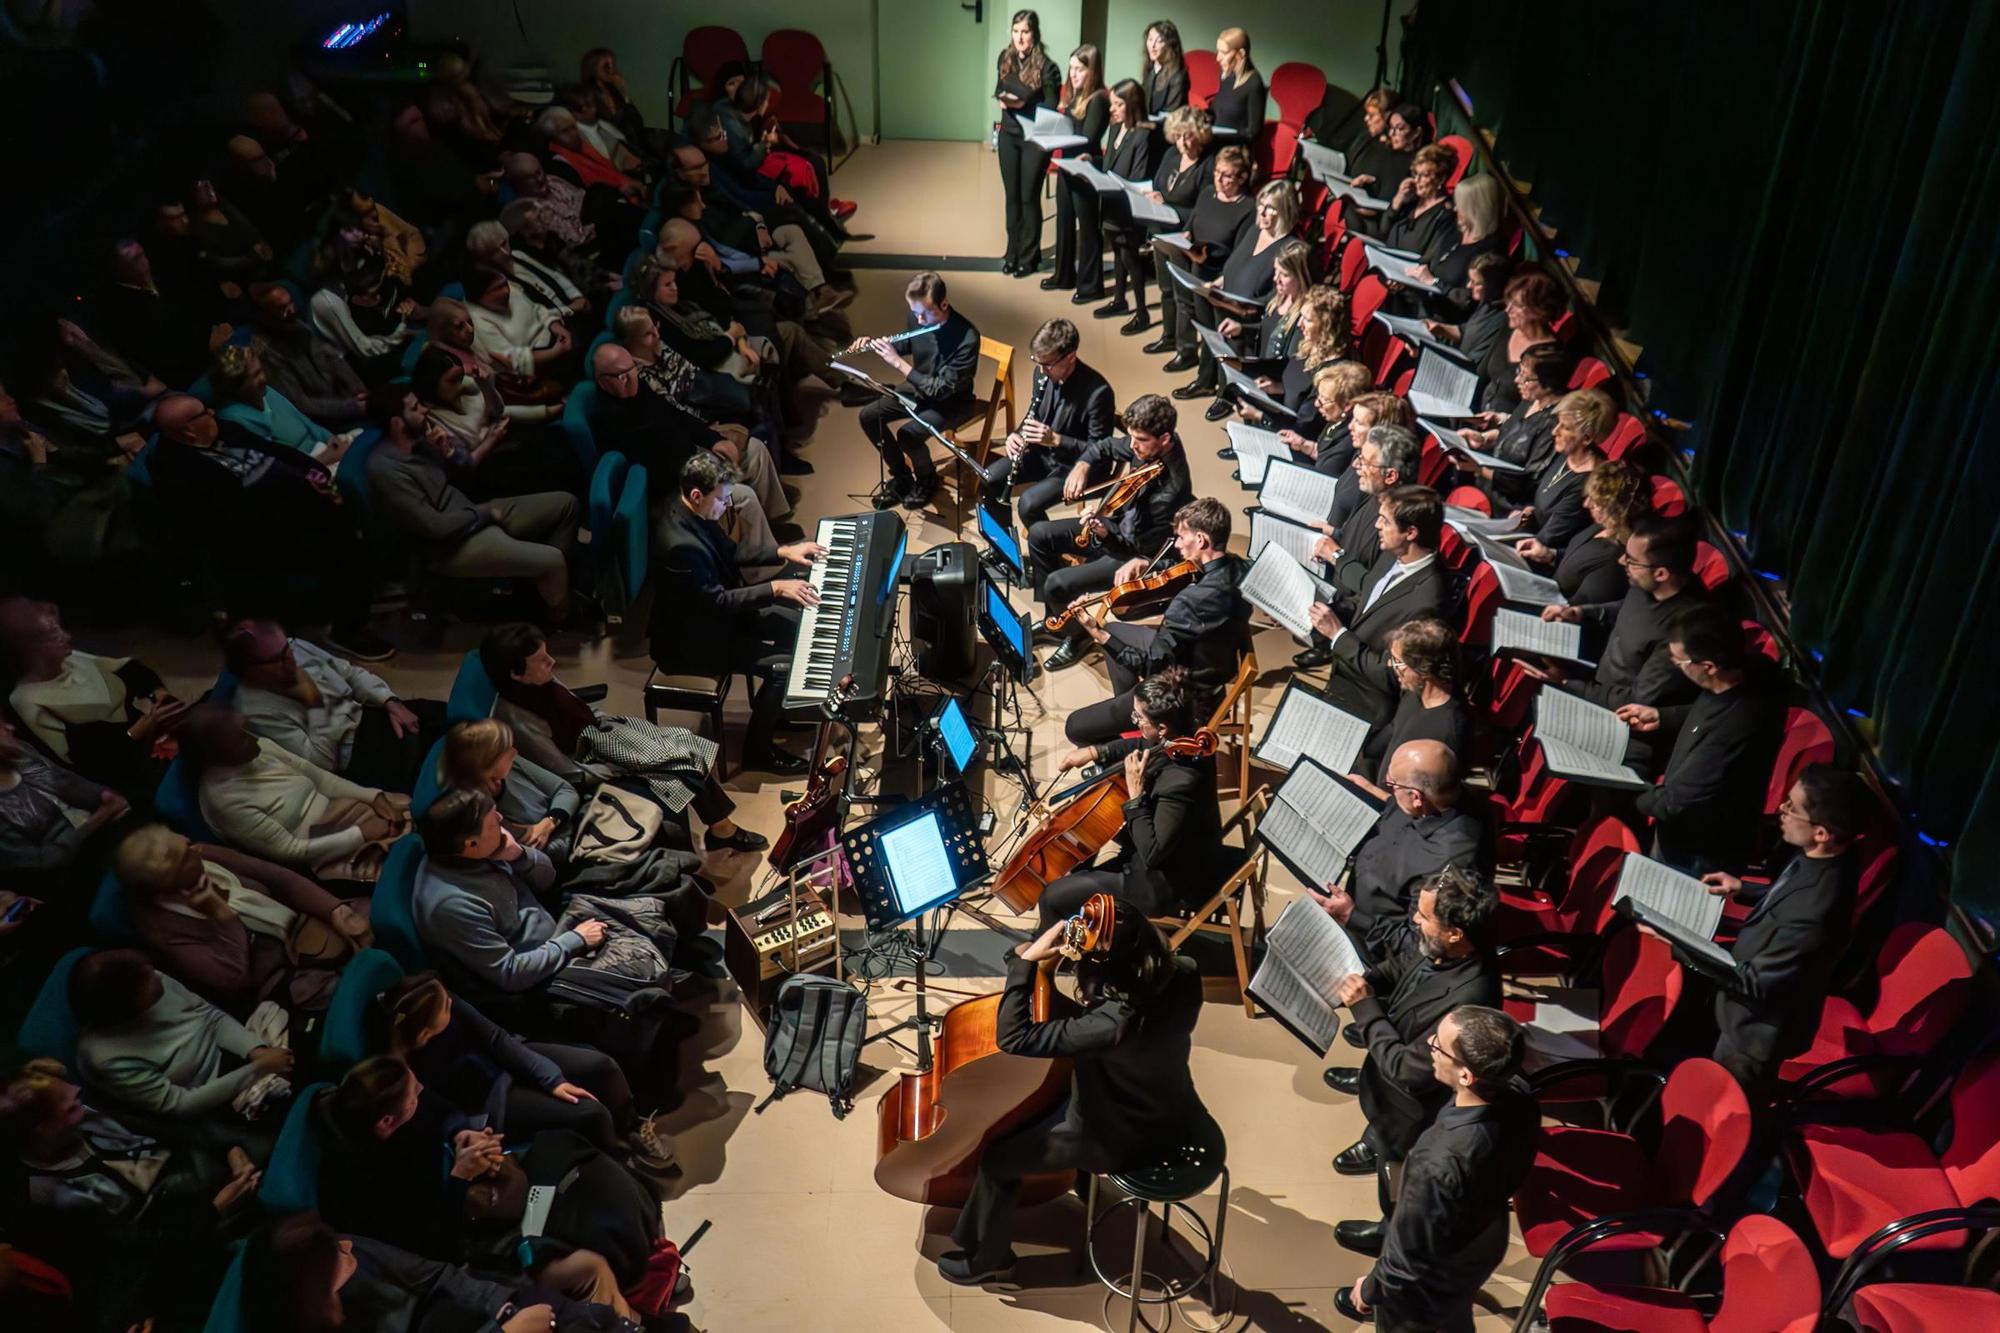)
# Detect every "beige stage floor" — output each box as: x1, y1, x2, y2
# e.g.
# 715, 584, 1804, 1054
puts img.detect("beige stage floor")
121, 143, 1532, 1329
